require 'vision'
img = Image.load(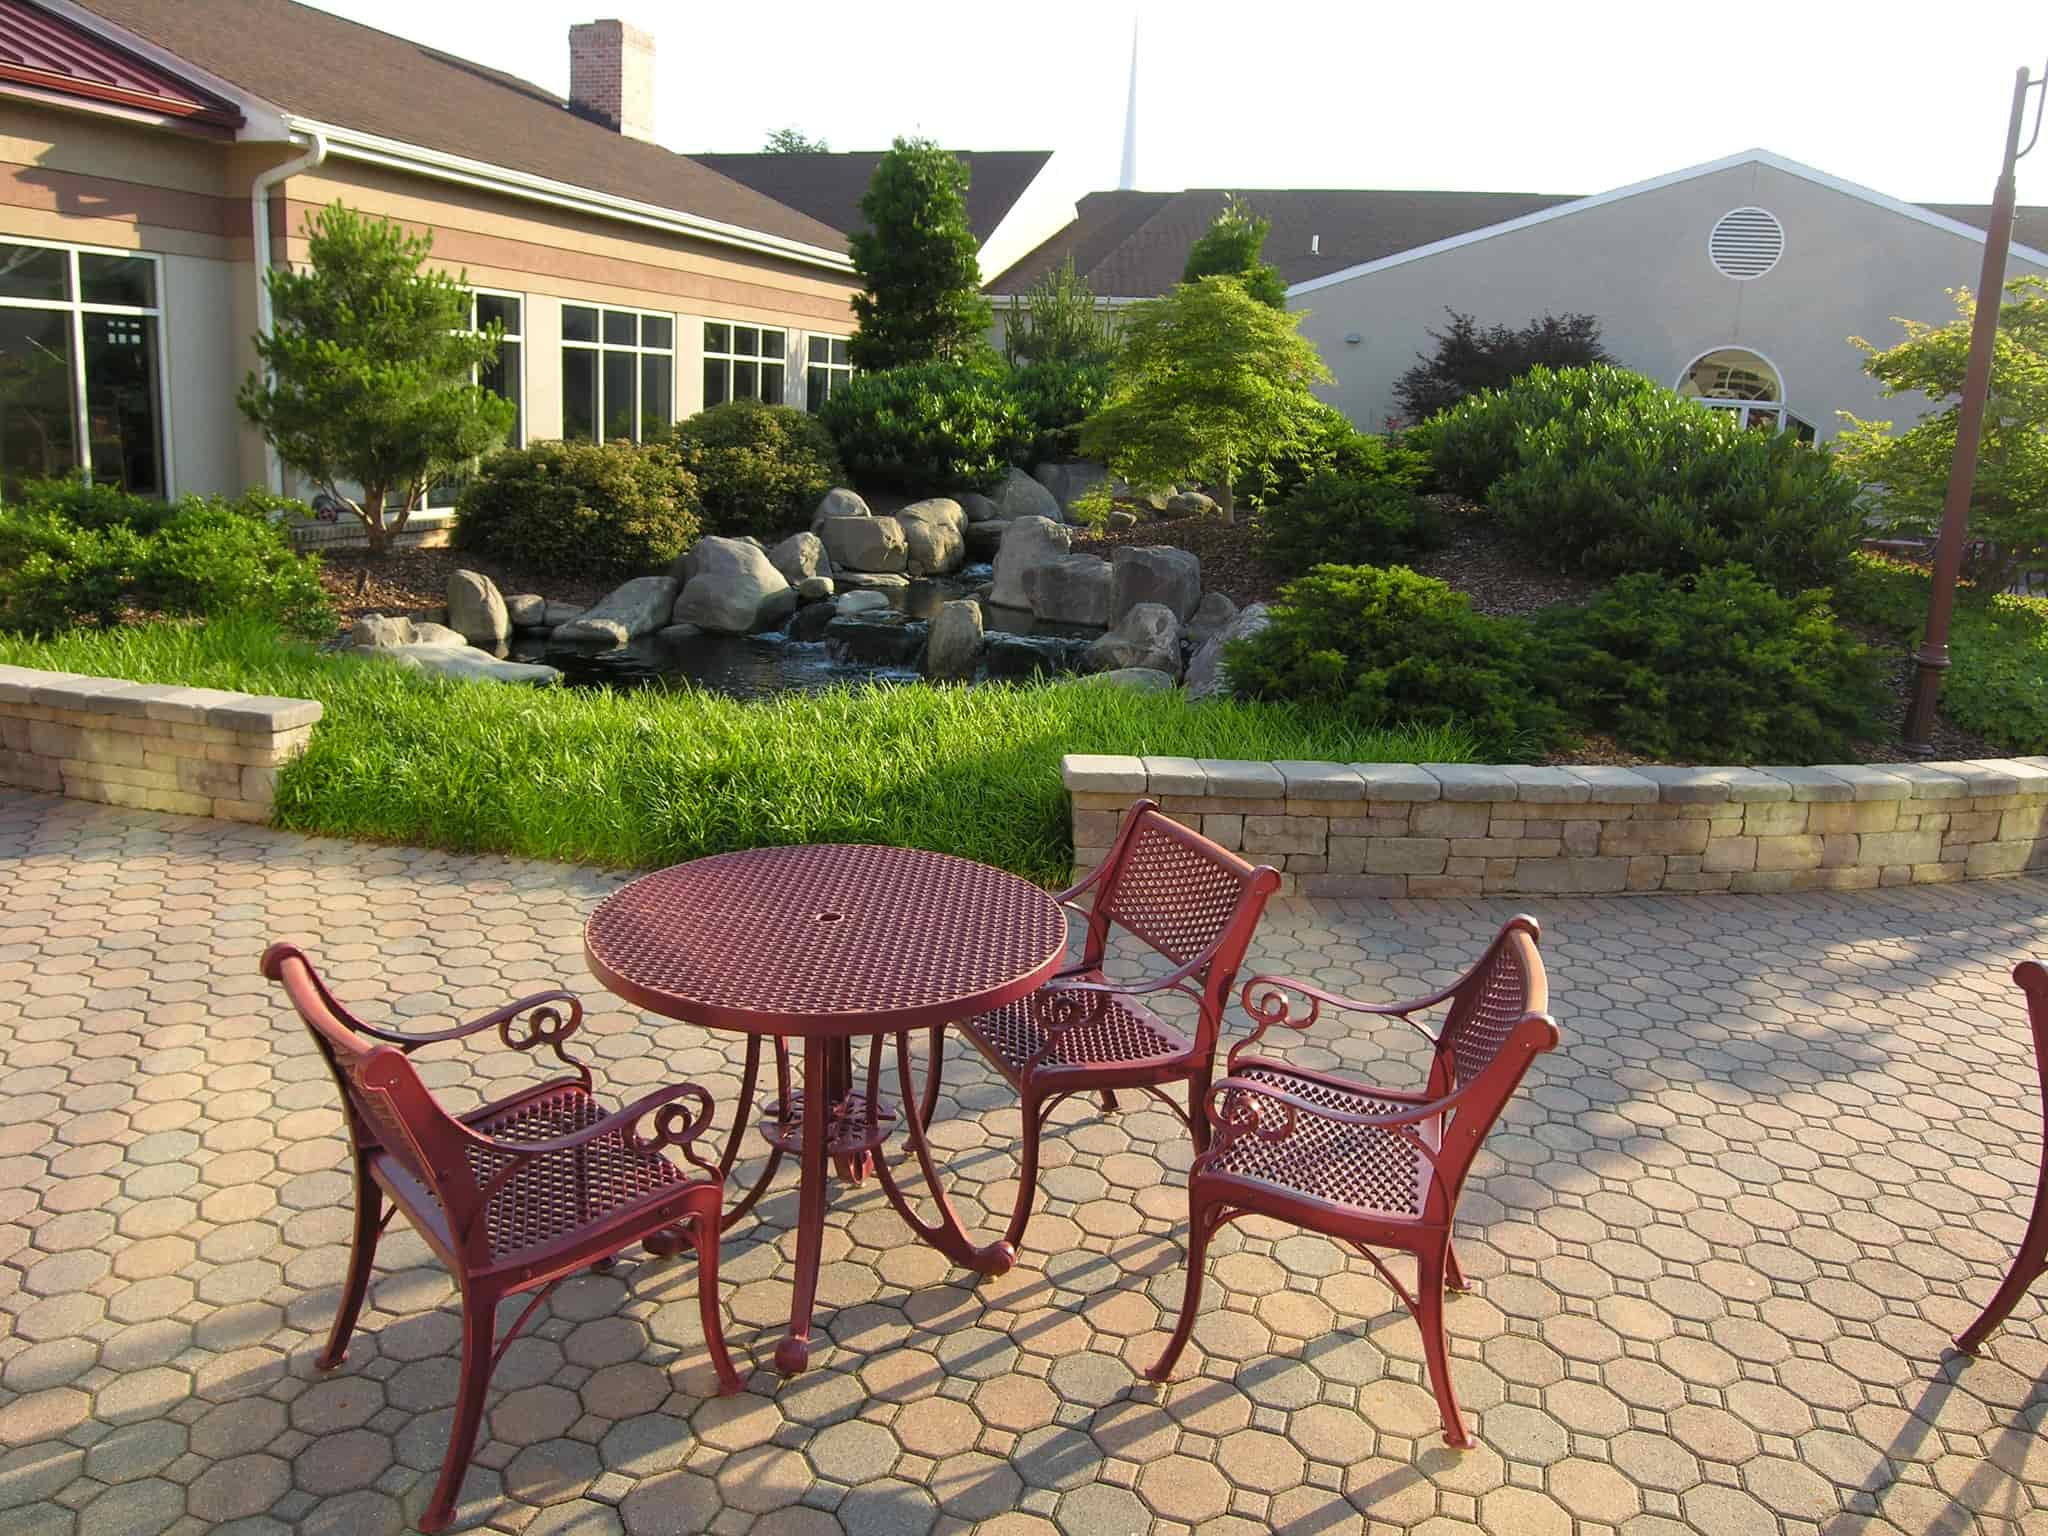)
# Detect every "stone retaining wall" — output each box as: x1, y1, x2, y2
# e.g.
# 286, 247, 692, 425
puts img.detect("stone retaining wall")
1064, 754, 2048, 898
0, 666, 321, 824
